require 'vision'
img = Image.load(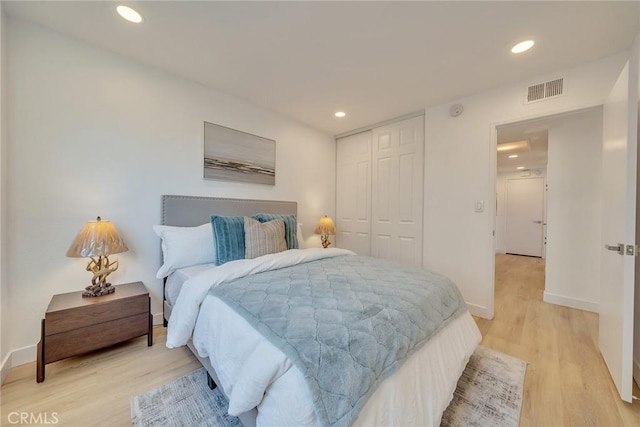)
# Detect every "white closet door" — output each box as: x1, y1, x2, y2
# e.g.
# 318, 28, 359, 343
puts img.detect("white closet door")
336, 131, 372, 255
371, 116, 424, 267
